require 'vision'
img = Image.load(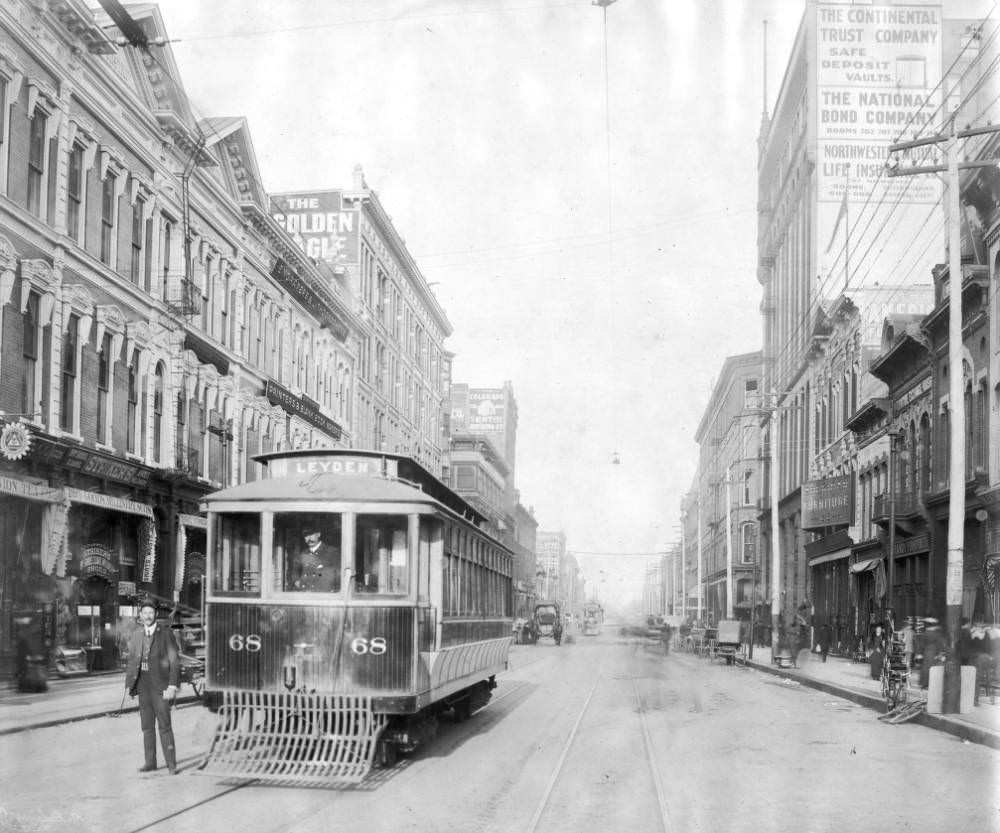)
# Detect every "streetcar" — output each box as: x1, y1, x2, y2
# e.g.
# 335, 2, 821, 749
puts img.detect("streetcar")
197, 448, 514, 785
581, 600, 603, 637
